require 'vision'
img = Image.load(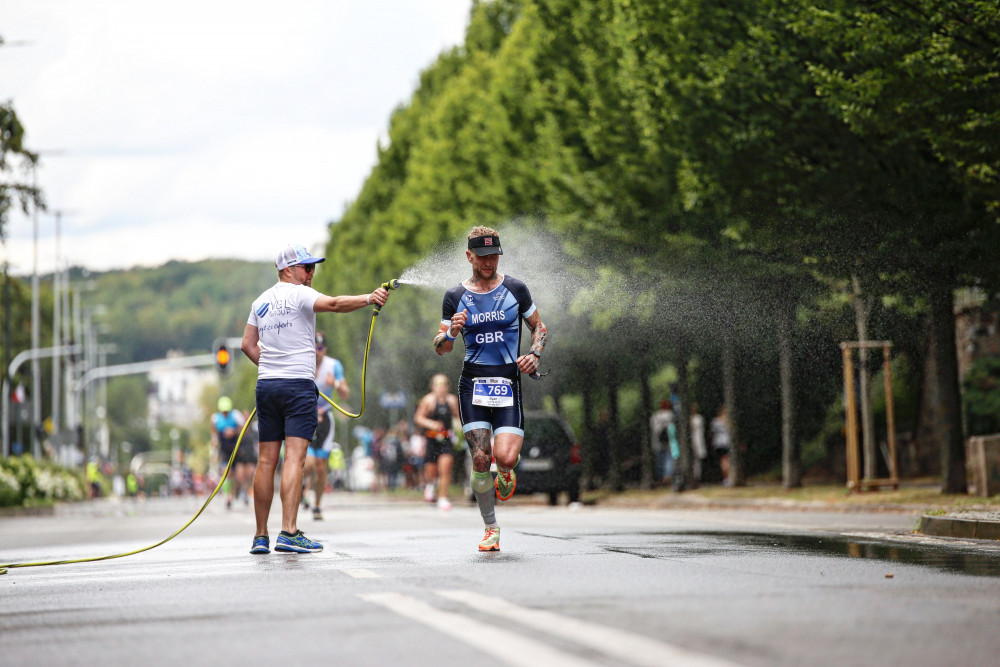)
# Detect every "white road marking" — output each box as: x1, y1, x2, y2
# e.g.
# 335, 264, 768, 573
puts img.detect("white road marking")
438, 589, 744, 667
359, 592, 600, 667
341, 568, 380, 578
